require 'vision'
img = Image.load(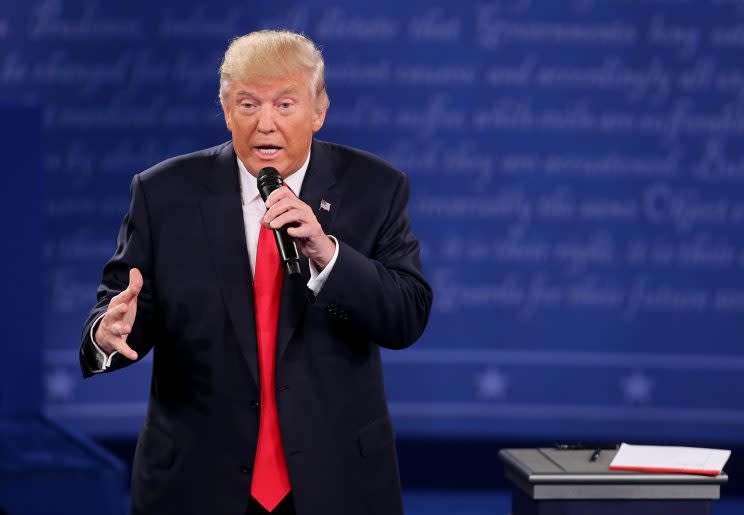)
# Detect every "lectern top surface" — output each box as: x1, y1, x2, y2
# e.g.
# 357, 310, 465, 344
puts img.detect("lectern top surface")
499, 448, 728, 485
